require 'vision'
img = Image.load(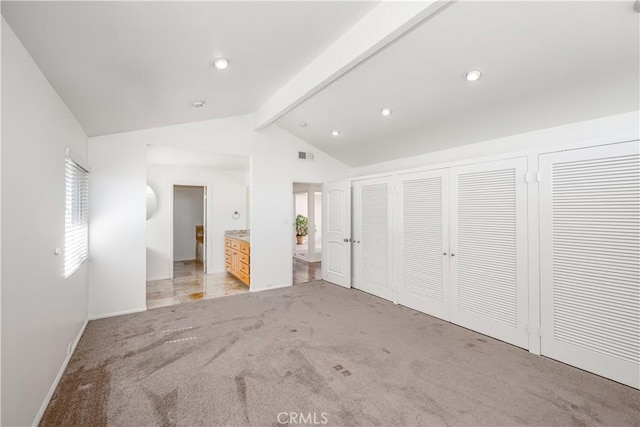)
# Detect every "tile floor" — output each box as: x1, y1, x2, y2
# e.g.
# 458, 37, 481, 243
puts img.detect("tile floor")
148, 259, 321, 309
293, 257, 322, 285
294, 242, 321, 261
146, 260, 248, 310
